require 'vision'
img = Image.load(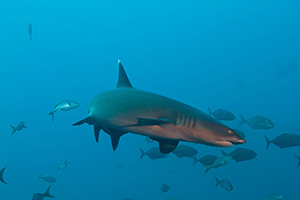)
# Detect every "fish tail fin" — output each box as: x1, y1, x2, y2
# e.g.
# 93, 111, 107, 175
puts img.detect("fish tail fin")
215, 176, 220, 187
192, 156, 200, 166
10, 125, 17, 135
56, 164, 61, 171
140, 148, 146, 159
265, 135, 272, 150
208, 107, 212, 115
239, 115, 246, 127
221, 149, 228, 156
44, 185, 55, 198
48, 111, 54, 122
204, 166, 211, 173
295, 155, 300, 168
0, 166, 7, 184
